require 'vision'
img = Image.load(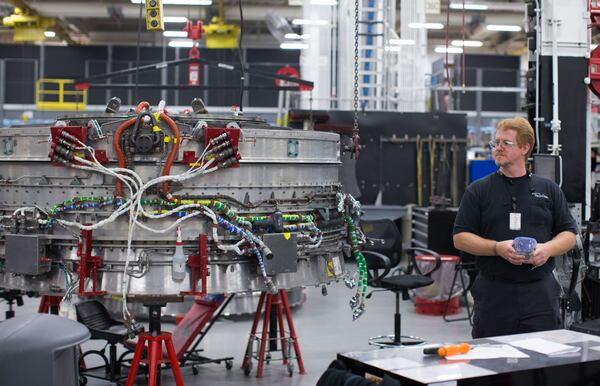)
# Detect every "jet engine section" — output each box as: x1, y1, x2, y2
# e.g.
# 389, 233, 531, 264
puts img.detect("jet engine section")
0, 101, 351, 302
